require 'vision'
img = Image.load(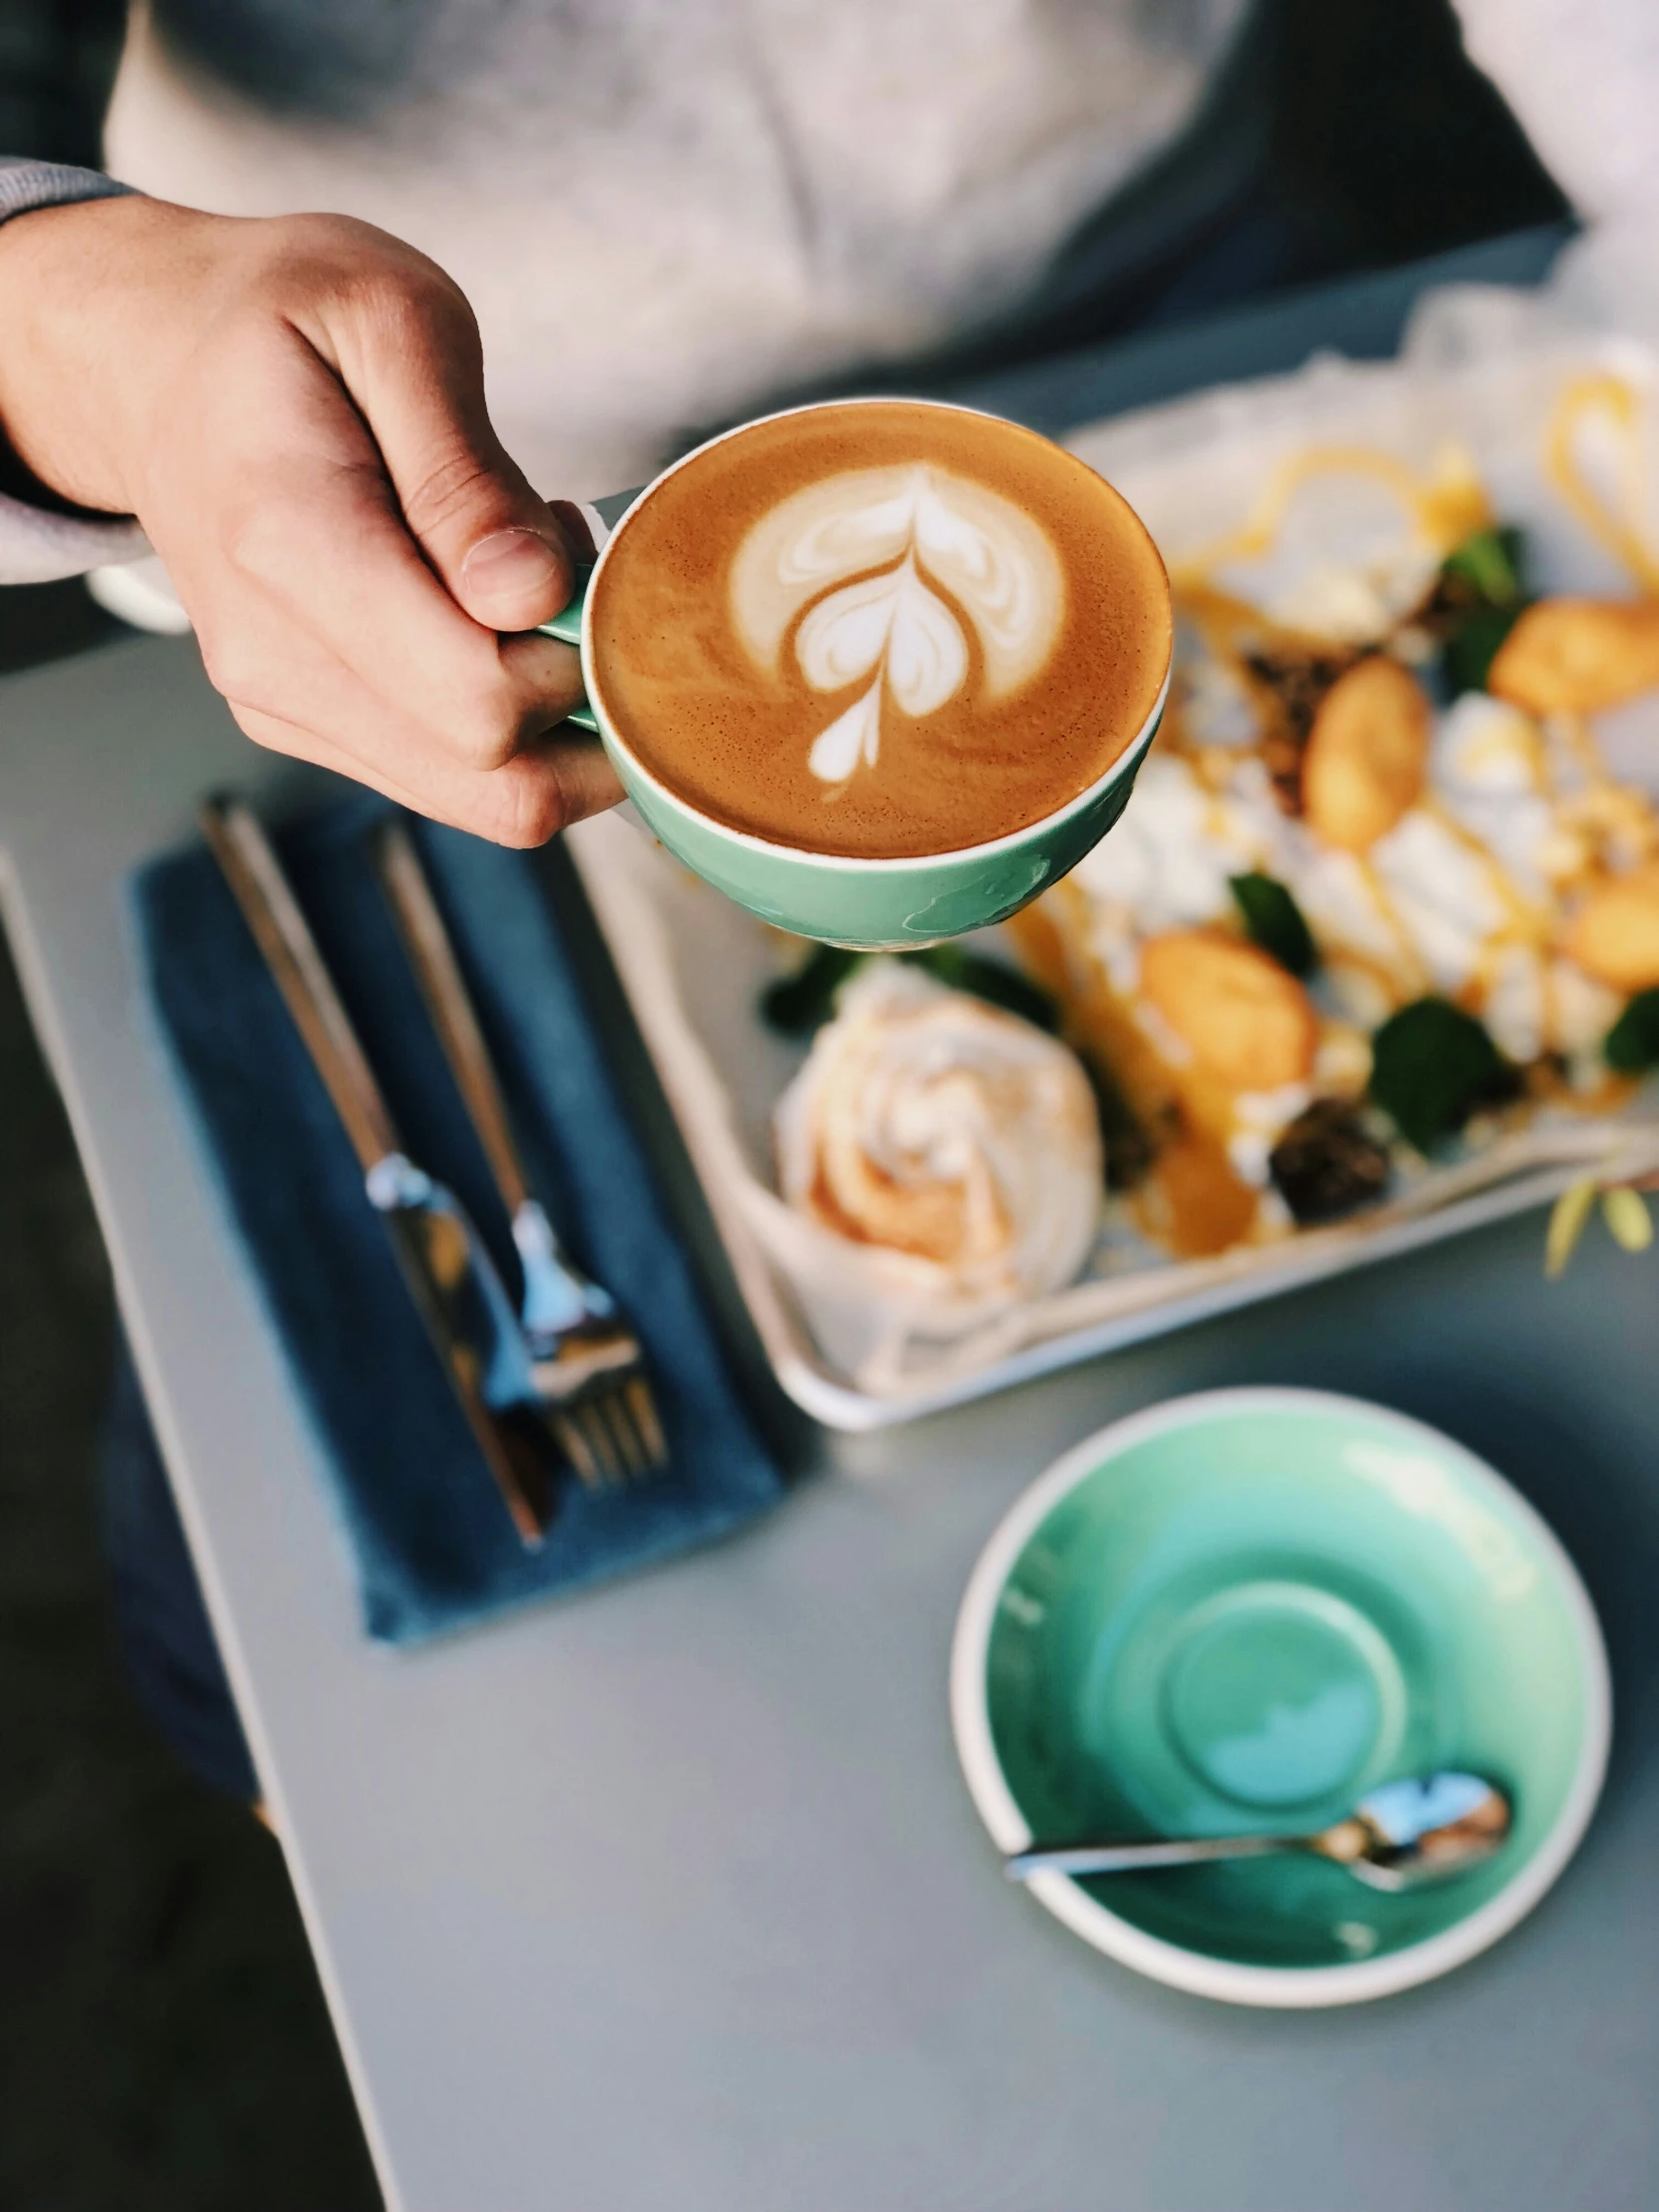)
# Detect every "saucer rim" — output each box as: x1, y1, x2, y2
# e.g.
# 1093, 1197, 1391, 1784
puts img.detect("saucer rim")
948, 1384, 1612, 2009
